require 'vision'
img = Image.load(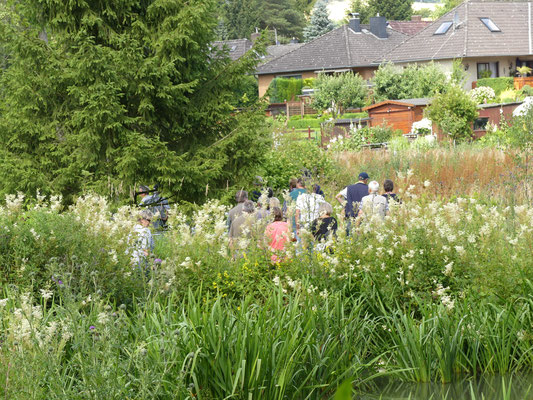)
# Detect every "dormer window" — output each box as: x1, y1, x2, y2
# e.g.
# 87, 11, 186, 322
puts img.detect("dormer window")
434, 21, 453, 35
480, 17, 501, 32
